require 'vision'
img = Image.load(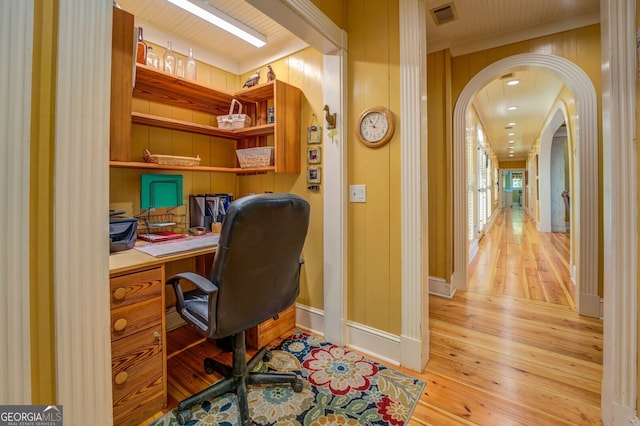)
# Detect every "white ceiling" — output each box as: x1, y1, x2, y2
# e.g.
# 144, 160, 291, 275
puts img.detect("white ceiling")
115, 0, 600, 163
